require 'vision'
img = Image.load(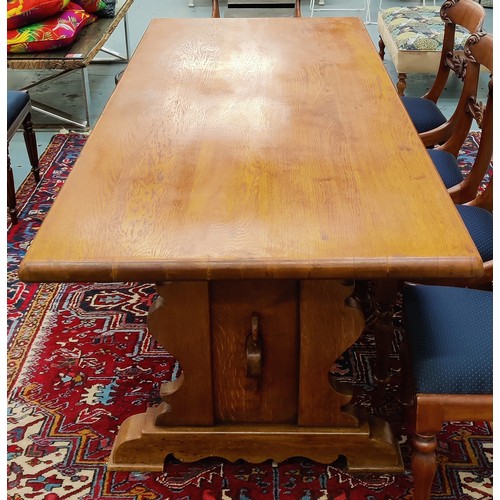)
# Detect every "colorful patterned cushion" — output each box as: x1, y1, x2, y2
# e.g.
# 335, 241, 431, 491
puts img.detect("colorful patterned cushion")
72, 0, 116, 17
7, 2, 96, 53
7, 0, 70, 30
72, 0, 105, 11
95, 0, 116, 18
379, 6, 469, 52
